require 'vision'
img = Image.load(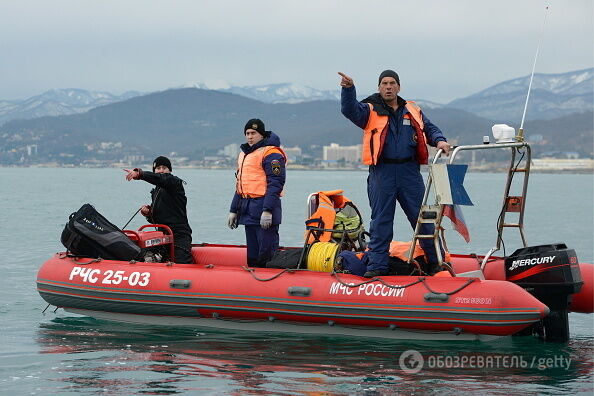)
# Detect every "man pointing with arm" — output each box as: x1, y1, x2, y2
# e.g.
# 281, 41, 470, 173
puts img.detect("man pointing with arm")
124, 156, 193, 264
339, 70, 450, 277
